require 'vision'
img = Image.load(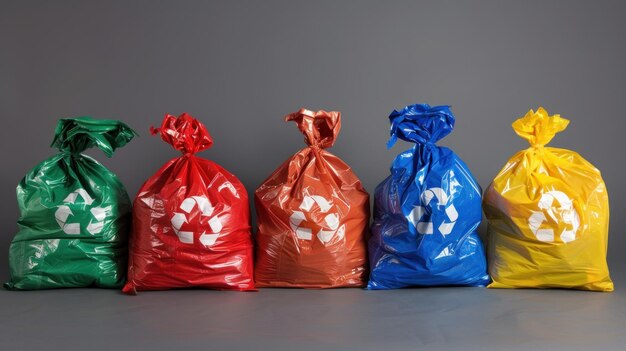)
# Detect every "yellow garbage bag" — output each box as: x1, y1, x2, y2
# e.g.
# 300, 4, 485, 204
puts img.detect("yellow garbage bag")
484, 107, 613, 292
